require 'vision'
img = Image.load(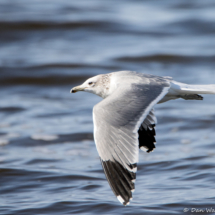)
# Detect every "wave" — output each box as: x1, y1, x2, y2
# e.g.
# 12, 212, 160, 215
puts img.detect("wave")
12, 133, 93, 147
0, 73, 91, 86
0, 20, 122, 31
116, 54, 215, 63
